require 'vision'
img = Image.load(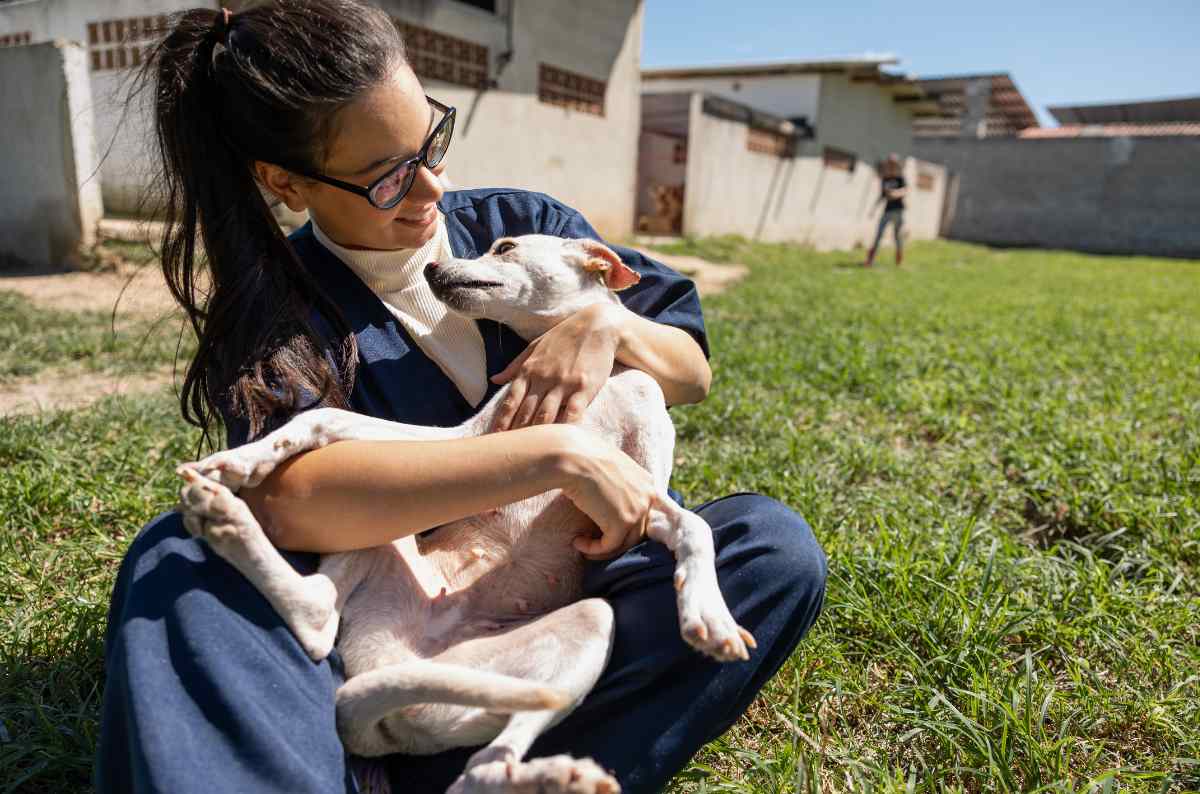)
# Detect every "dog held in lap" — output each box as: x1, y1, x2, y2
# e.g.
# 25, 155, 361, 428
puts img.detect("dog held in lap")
176, 236, 754, 794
